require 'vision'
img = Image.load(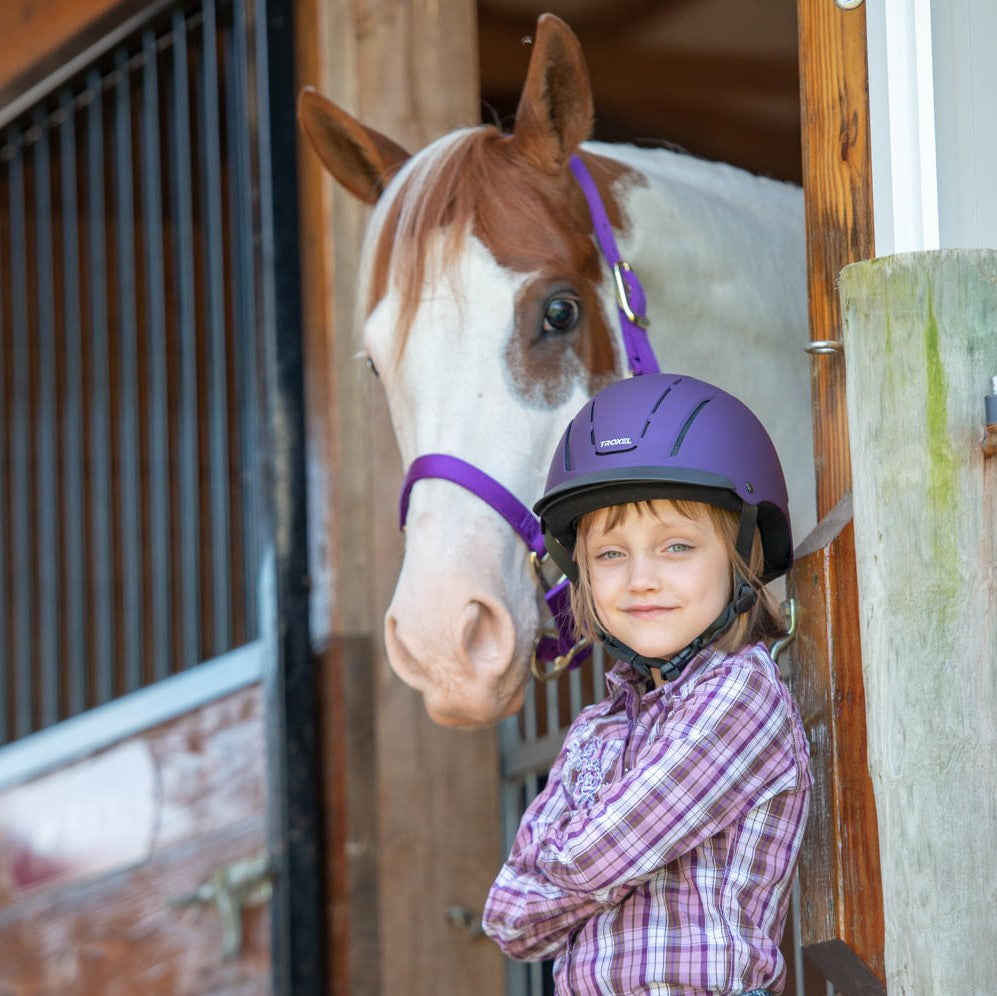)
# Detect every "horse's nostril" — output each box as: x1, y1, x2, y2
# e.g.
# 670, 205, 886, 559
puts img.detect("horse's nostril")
459, 599, 515, 673
384, 613, 426, 685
